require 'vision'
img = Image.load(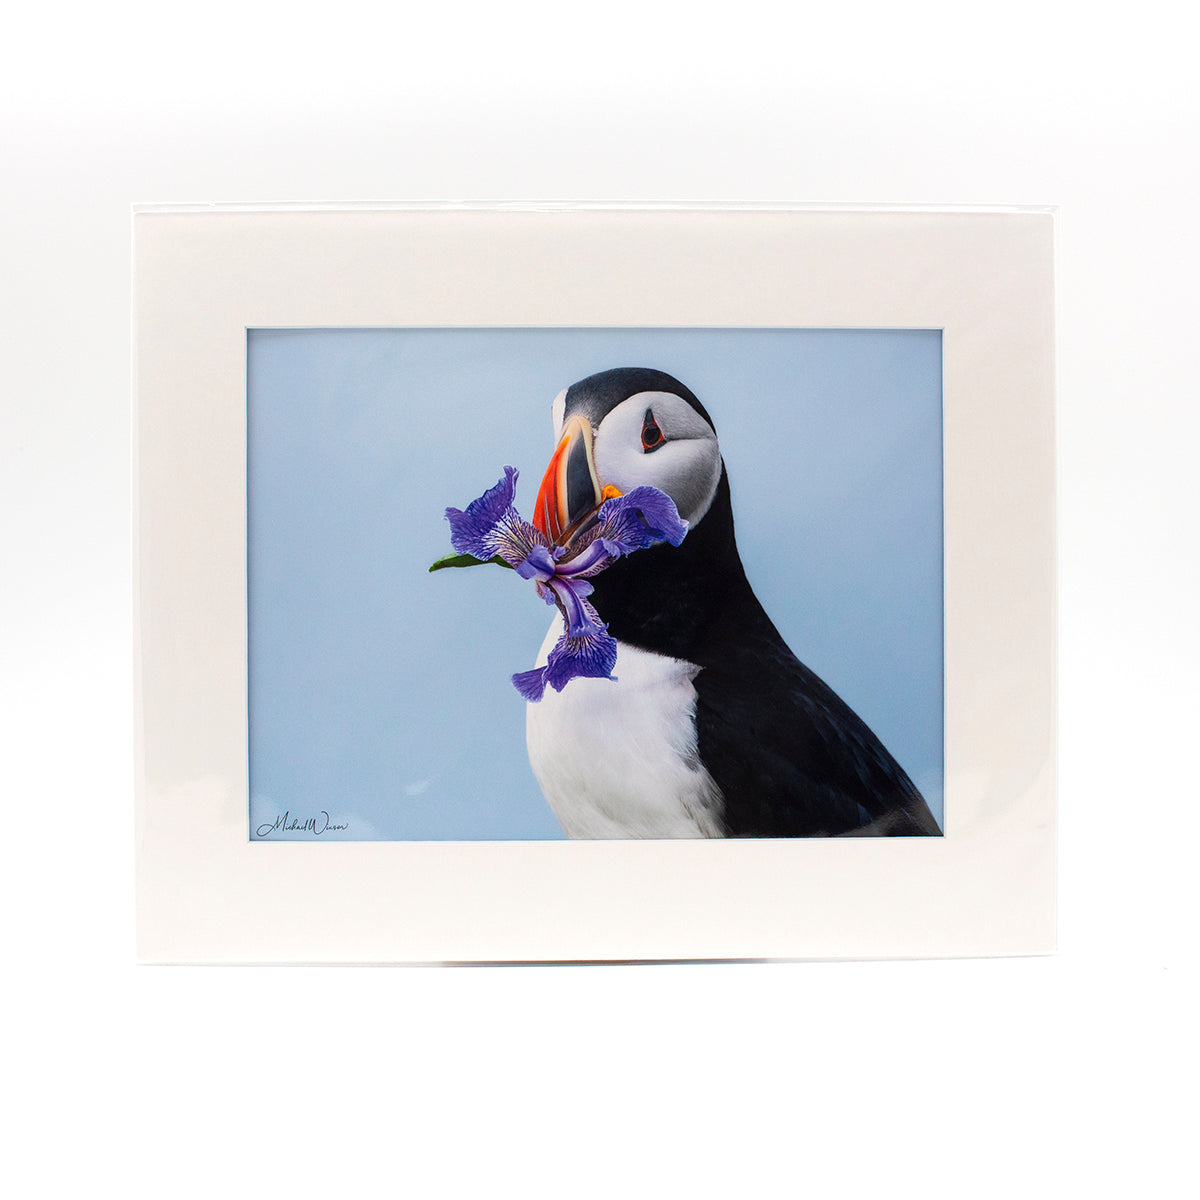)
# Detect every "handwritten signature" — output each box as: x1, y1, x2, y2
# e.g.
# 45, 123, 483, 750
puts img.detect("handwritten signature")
256, 811, 349, 838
